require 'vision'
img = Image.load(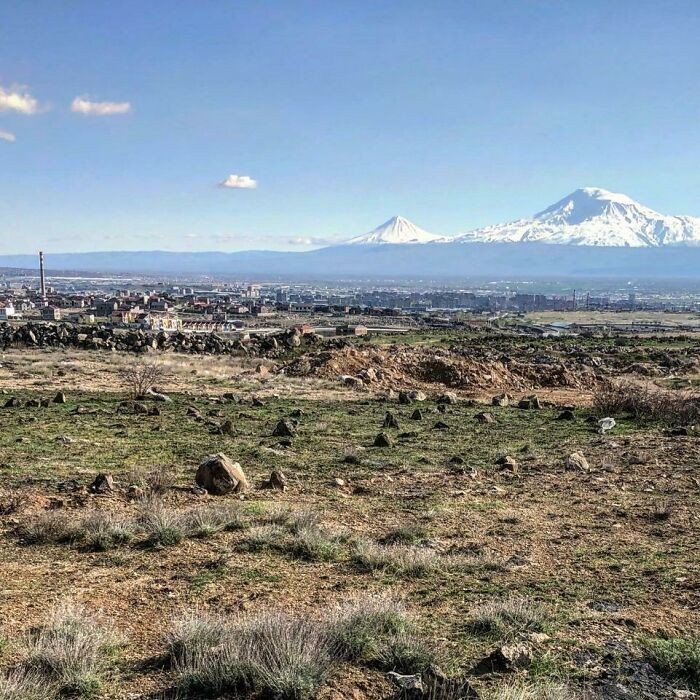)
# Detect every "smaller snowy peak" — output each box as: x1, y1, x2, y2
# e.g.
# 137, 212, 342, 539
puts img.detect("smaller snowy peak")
346, 216, 441, 245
